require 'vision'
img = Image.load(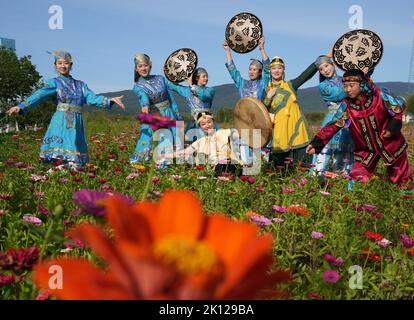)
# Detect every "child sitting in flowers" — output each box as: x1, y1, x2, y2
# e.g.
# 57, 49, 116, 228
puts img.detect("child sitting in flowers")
160, 112, 256, 176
